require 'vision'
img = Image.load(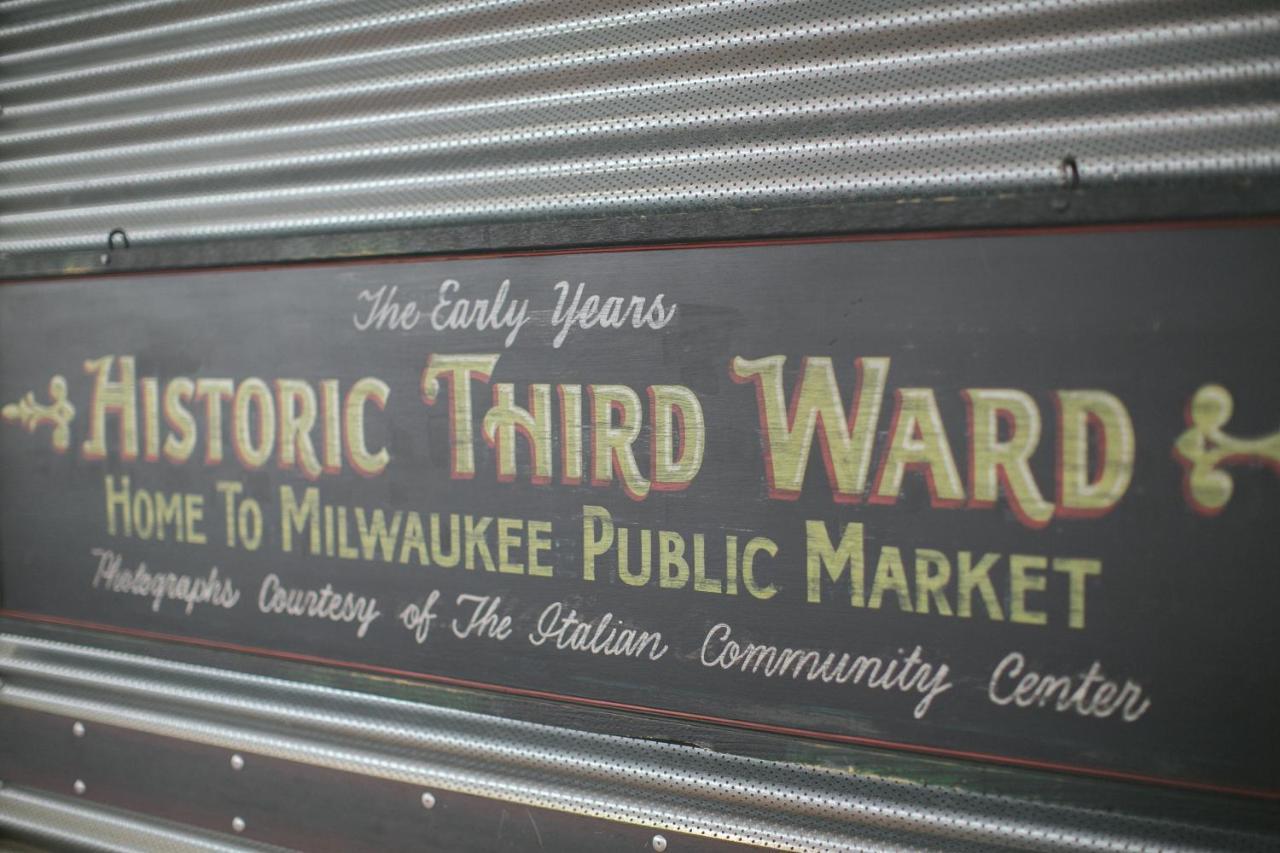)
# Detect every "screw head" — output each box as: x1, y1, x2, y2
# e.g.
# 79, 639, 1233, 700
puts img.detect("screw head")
232, 817, 245, 833
230, 754, 244, 771
73, 780, 86, 795
652, 834, 668, 852
72, 722, 86, 738
420, 791, 436, 809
